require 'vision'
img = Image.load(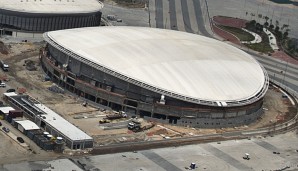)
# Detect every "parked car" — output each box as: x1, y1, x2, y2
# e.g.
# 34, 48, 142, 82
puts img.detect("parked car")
6, 88, 15, 93
17, 137, 25, 143
0, 82, 6, 87
0, 60, 9, 71
2, 127, 9, 133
